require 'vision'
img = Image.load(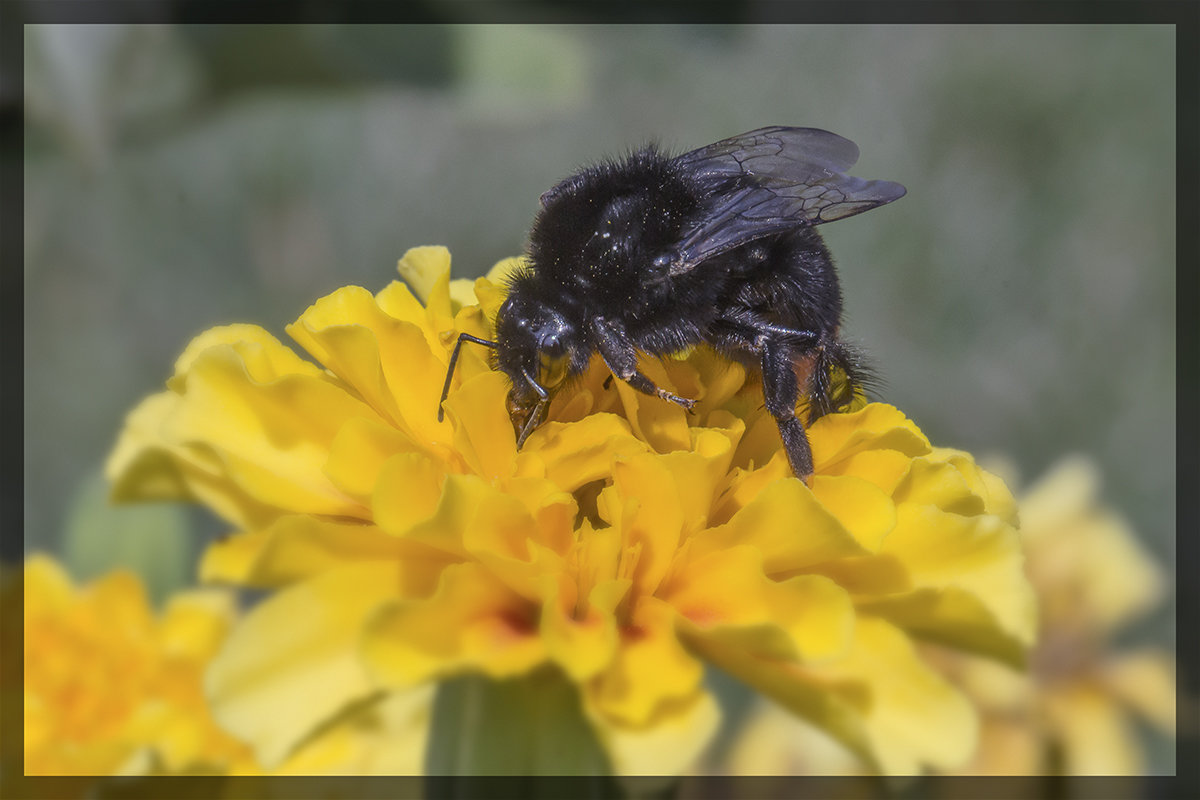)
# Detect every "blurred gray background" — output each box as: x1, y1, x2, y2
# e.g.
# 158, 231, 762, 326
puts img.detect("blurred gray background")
22, 24, 1174, 669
